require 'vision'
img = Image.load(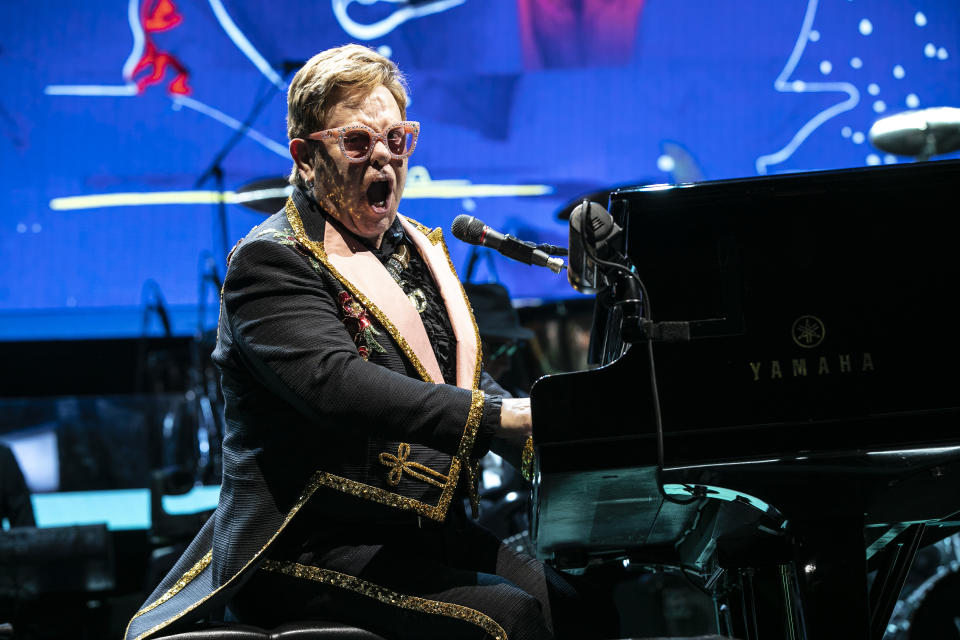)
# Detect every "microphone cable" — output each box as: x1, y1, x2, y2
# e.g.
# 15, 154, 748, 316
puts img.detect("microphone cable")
579, 200, 700, 506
